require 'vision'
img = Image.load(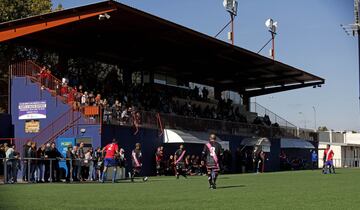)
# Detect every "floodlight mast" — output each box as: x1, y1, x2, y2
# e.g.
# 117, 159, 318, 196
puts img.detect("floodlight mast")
265, 18, 277, 60
223, 0, 238, 45
341, 0, 360, 104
